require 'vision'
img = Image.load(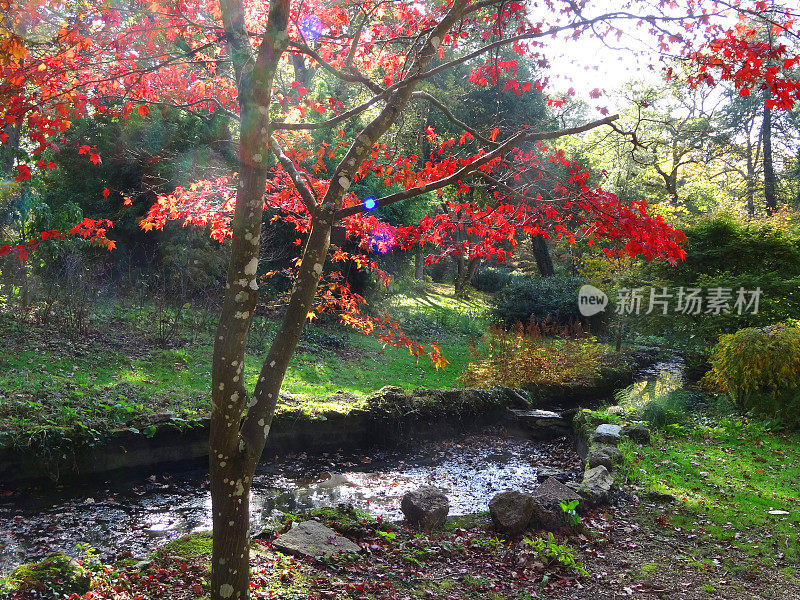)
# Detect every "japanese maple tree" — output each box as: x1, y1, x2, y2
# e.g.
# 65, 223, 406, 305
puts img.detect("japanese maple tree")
2, 1, 799, 599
